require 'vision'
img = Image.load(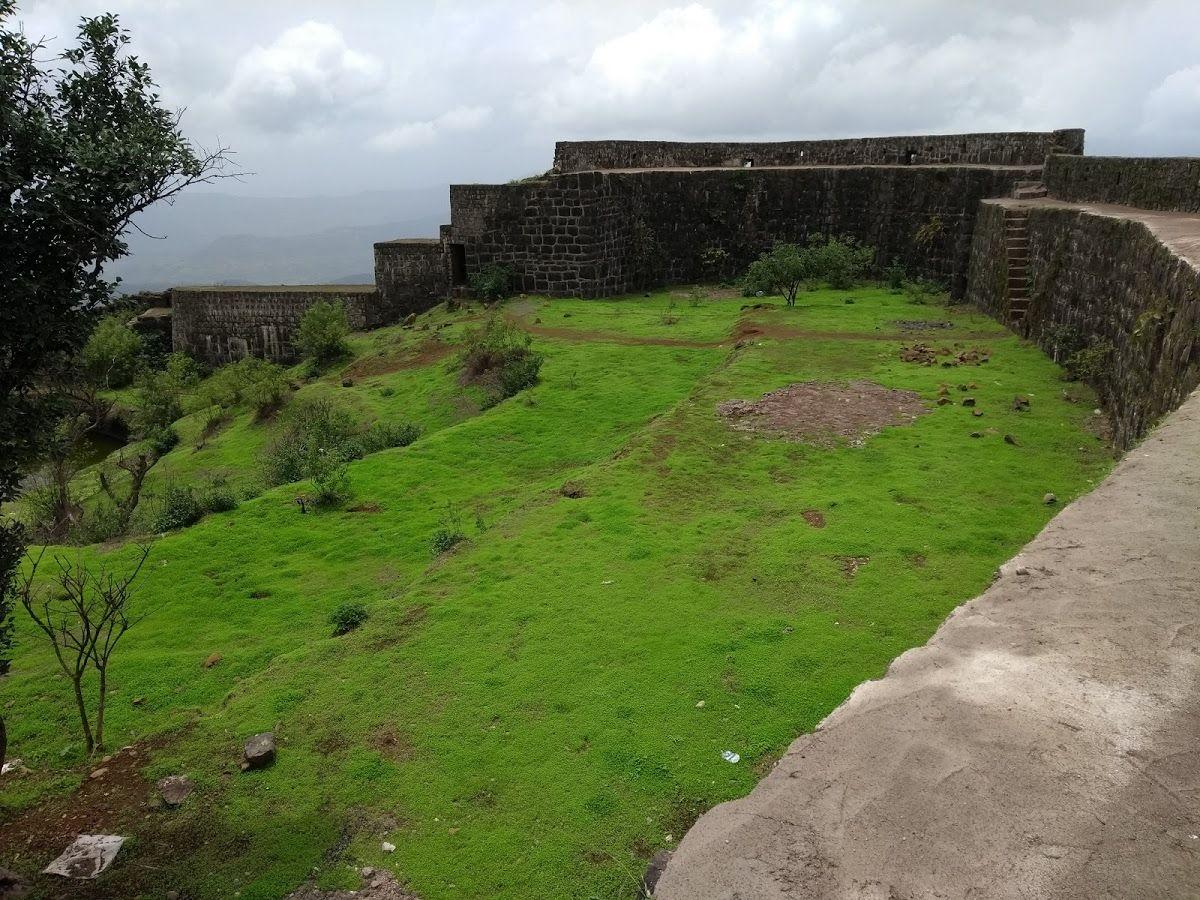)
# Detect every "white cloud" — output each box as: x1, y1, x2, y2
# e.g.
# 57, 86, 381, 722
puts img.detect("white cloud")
369, 105, 493, 152
218, 21, 384, 133
1140, 65, 1200, 149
